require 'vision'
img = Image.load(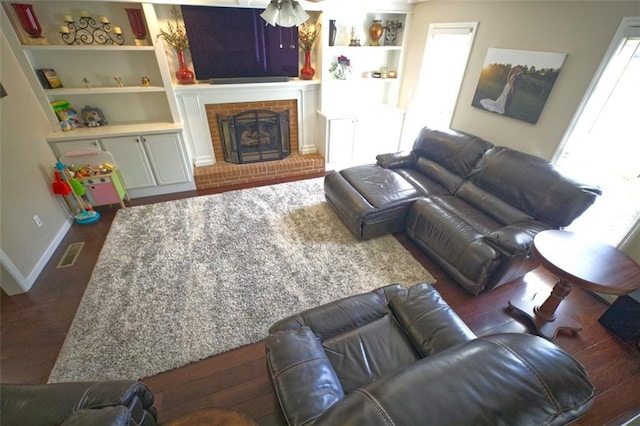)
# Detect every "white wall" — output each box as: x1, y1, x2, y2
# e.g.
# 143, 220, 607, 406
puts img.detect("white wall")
0, 32, 71, 295
401, 1, 640, 159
